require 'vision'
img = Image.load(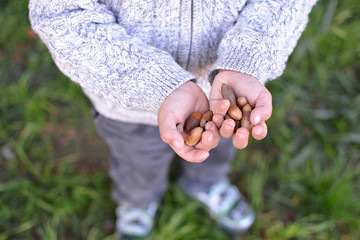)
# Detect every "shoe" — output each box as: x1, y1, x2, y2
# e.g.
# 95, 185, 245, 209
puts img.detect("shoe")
184, 178, 255, 234
116, 202, 158, 239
